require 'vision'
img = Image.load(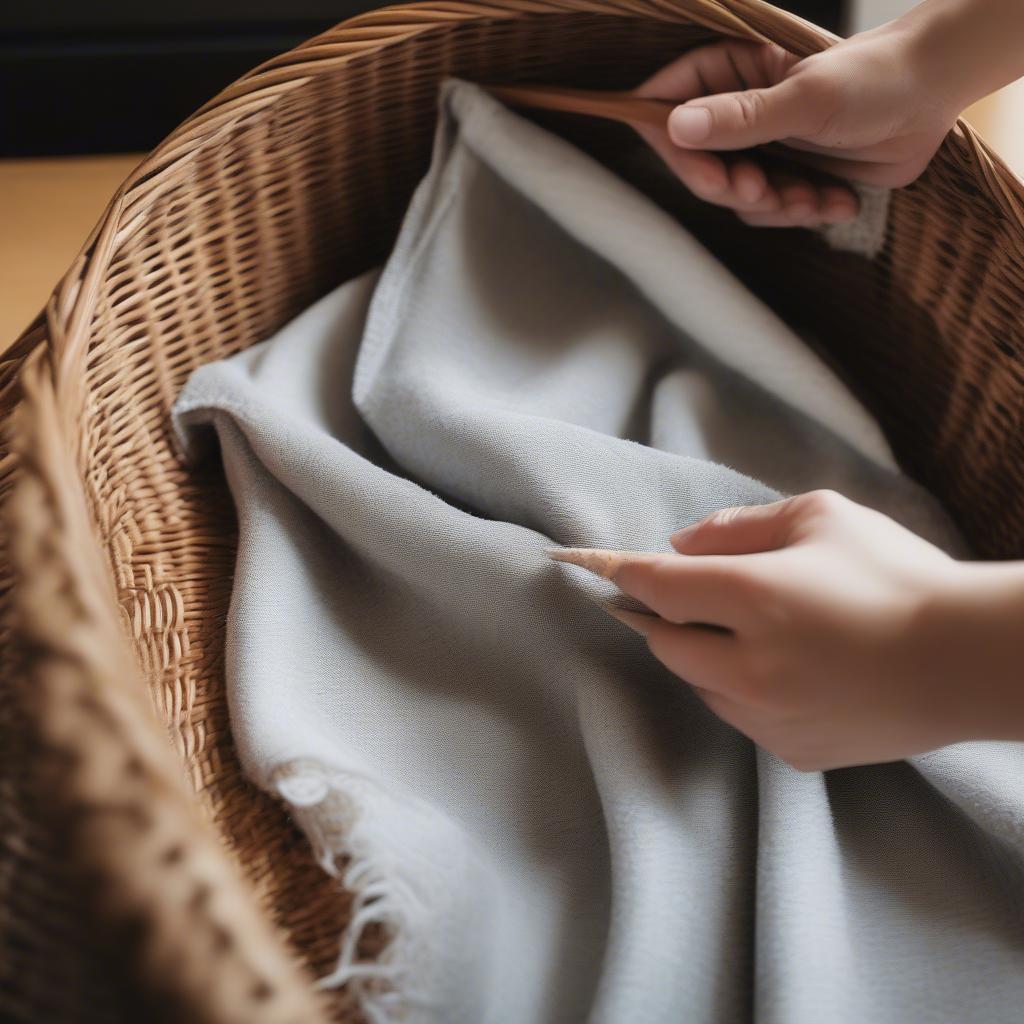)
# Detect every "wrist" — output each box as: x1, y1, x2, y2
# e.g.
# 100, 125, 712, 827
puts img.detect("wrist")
926, 559, 1024, 742
895, 0, 1024, 115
